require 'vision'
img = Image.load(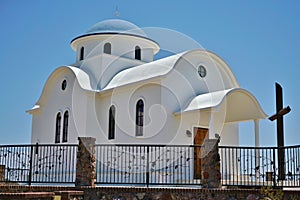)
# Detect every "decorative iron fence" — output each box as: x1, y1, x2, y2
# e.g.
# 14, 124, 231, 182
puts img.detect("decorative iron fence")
95, 144, 202, 186
1, 143, 300, 188
219, 145, 300, 187
0, 144, 77, 185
